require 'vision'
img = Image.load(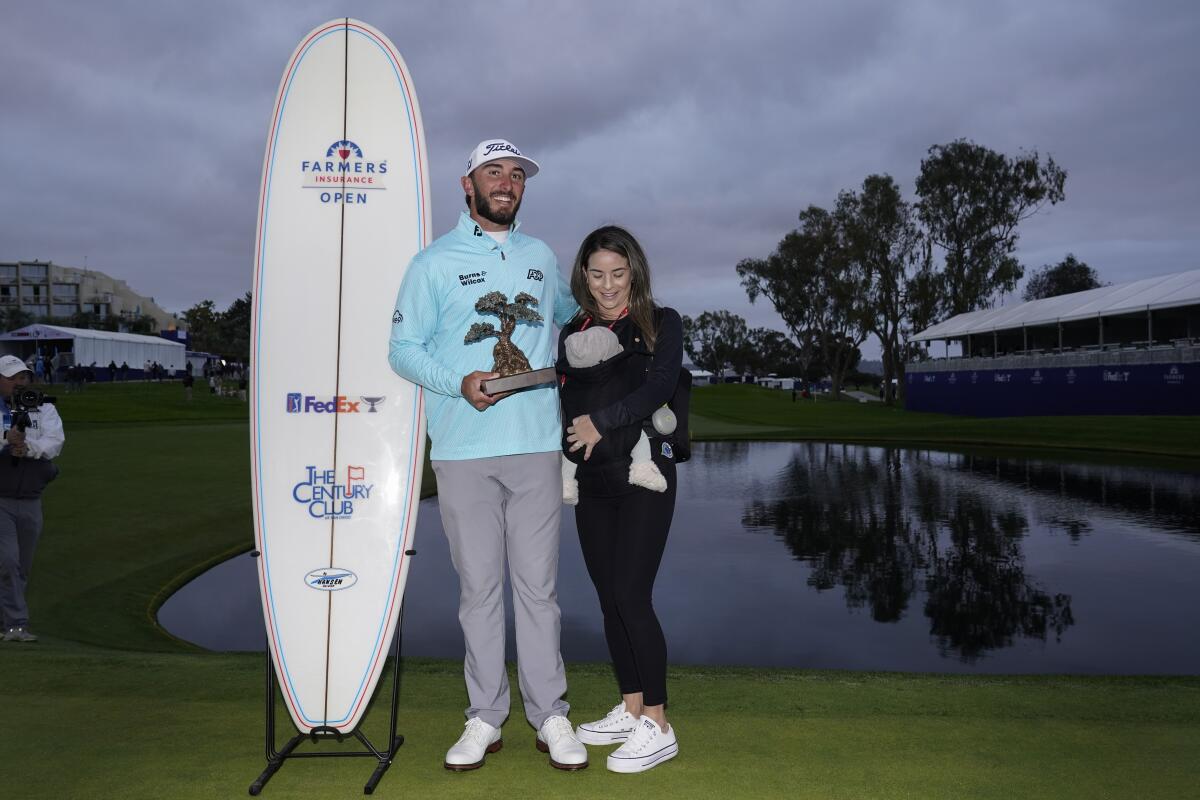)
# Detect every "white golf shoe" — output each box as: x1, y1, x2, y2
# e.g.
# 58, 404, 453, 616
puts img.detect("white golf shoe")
444, 717, 502, 771
536, 714, 588, 770
606, 716, 678, 773
576, 701, 638, 745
